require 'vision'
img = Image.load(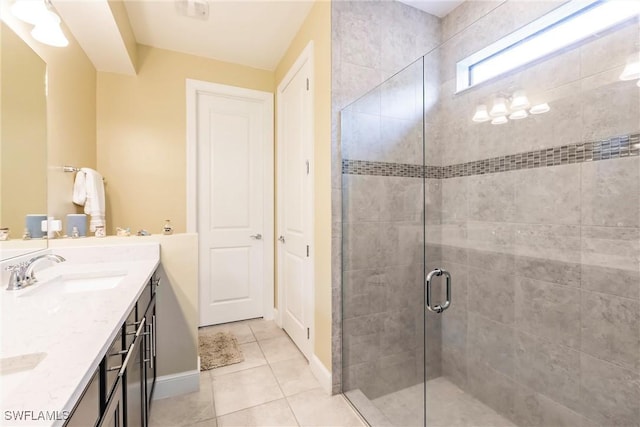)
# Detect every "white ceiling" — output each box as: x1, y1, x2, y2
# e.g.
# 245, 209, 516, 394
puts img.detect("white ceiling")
397, 0, 464, 18
124, 0, 315, 71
